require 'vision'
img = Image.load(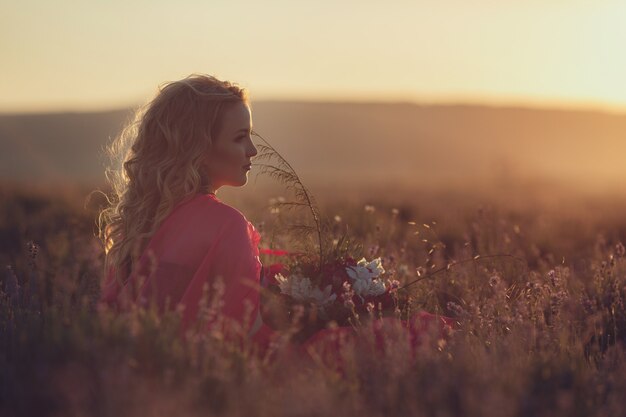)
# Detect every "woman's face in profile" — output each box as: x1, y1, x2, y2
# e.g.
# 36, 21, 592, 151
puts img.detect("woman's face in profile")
203, 102, 257, 191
